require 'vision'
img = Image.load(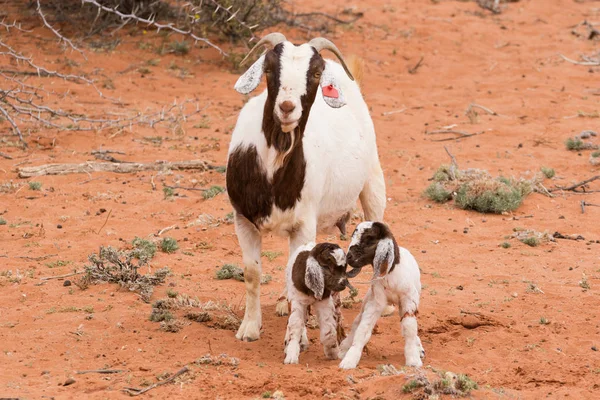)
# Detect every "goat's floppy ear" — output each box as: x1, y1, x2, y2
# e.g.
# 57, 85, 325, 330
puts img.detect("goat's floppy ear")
373, 238, 395, 277
320, 62, 347, 108
234, 54, 265, 94
305, 256, 325, 300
